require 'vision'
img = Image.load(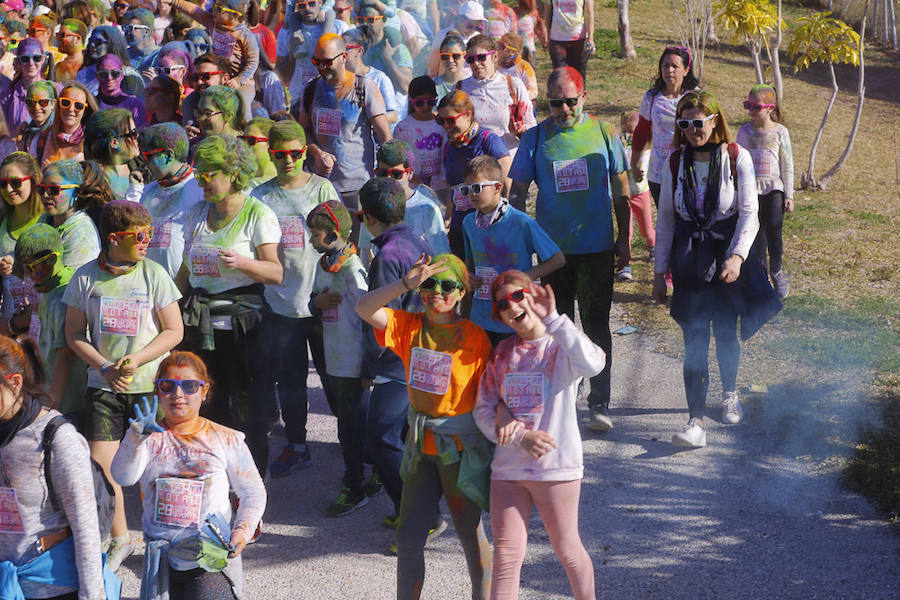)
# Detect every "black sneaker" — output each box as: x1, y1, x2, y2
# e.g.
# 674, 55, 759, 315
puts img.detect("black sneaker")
364, 472, 384, 498
325, 487, 369, 517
